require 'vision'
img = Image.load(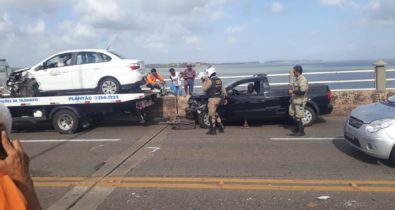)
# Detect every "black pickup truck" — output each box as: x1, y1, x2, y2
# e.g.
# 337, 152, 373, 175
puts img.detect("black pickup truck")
186, 74, 333, 128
